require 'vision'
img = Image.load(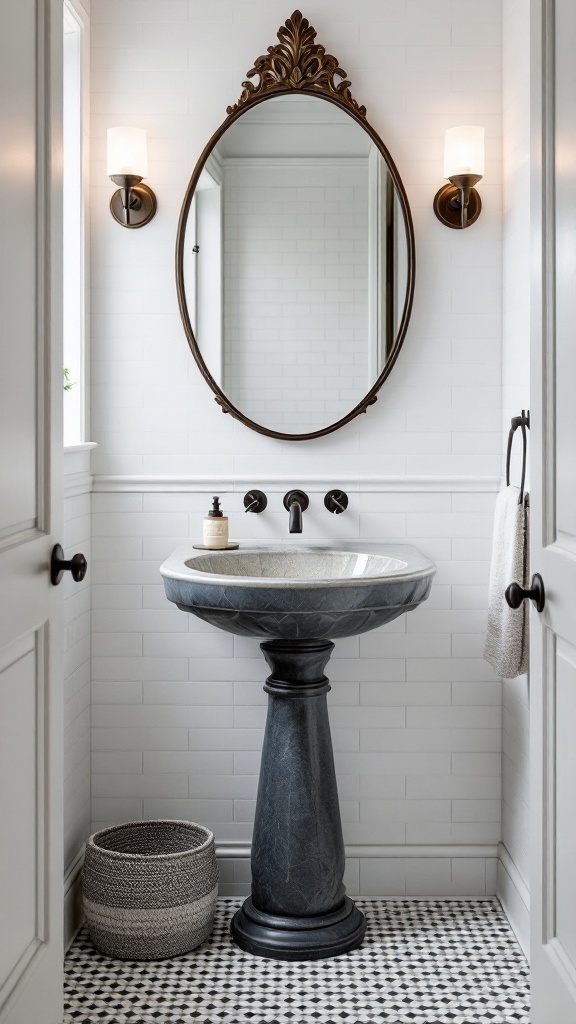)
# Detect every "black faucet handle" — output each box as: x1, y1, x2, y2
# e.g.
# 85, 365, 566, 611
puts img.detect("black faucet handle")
324, 490, 348, 514
244, 490, 268, 513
